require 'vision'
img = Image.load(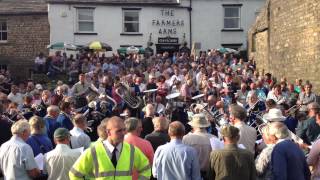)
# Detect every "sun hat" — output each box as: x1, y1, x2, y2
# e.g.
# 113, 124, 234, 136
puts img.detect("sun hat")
188, 113, 210, 128
263, 108, 286, 122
